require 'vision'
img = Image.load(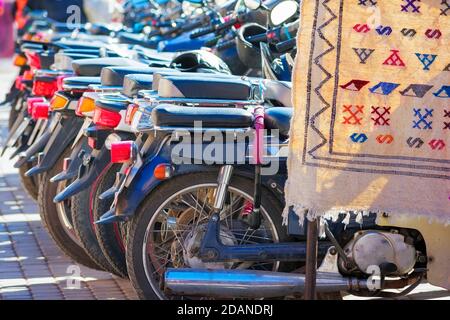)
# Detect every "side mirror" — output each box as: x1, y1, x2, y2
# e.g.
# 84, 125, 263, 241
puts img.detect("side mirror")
270, 0, 298, 26
244, 0, 262, 10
